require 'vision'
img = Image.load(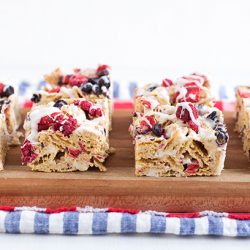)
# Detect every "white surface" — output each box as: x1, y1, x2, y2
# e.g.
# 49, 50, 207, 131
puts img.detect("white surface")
0, 0, 250, 97
0, 234, 249, 250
